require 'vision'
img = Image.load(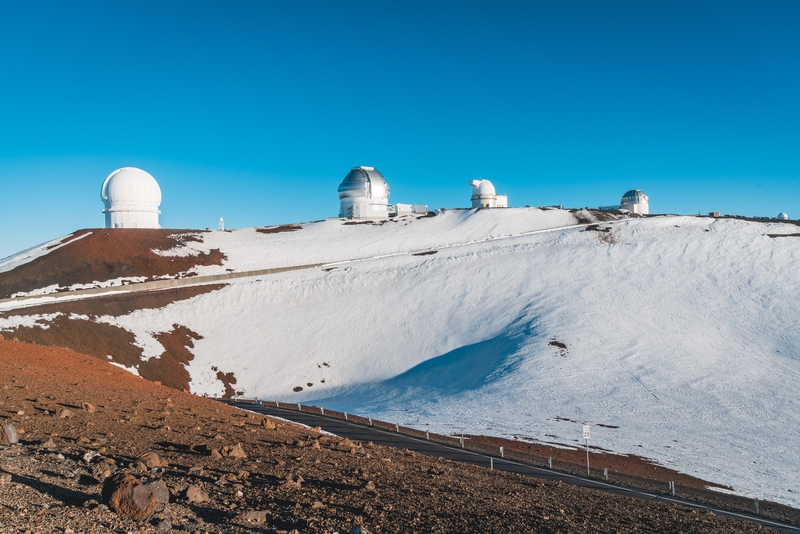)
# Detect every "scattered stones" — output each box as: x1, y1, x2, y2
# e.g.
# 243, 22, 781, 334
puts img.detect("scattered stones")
101, 472, 157, 521
185, 484, 210, 504
2, 423, 19, 444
